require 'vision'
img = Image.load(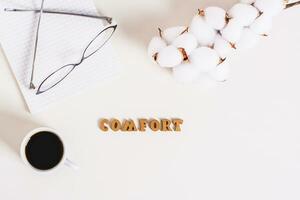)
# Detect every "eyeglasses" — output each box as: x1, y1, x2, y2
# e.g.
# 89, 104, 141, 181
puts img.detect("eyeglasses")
5, 4, 117, 95
37, 24, 116, 94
